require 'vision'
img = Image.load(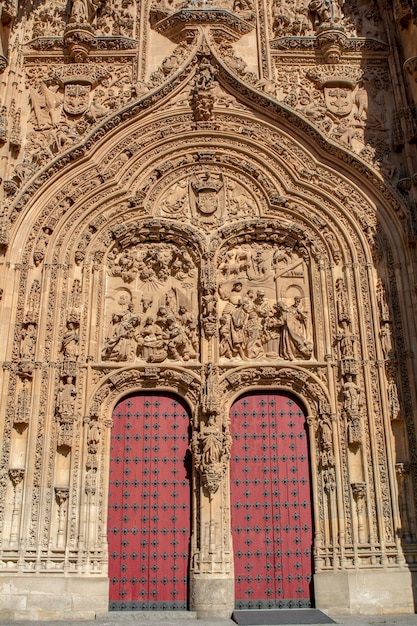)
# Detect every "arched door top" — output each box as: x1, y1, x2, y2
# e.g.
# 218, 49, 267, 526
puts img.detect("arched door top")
230, 390, 314, 610
108, 391, 192, 611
